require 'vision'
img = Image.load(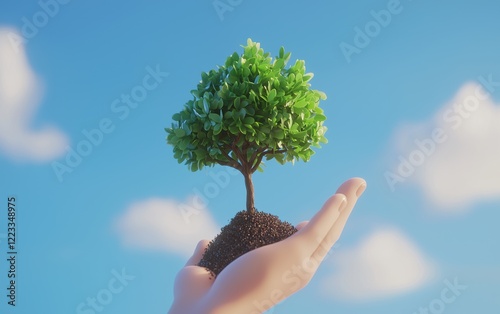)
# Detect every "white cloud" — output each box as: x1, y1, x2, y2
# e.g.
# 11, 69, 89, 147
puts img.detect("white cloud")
114, 197, 219, 257
388, 81, 500, 211
0, 27, 68, 162
321, 228, 435, 301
